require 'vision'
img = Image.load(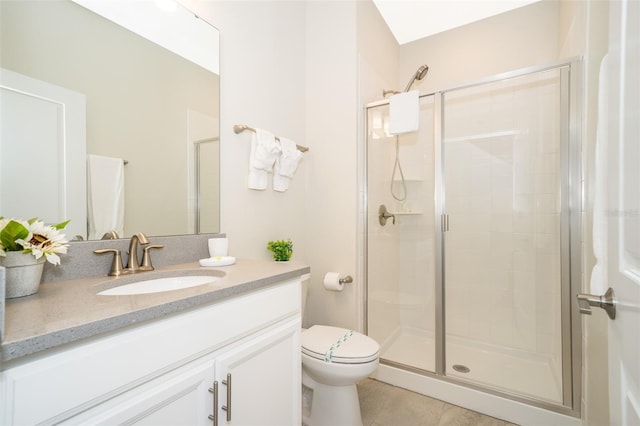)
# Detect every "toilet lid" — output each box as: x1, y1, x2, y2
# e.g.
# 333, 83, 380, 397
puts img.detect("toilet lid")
301, 325, 379, 364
